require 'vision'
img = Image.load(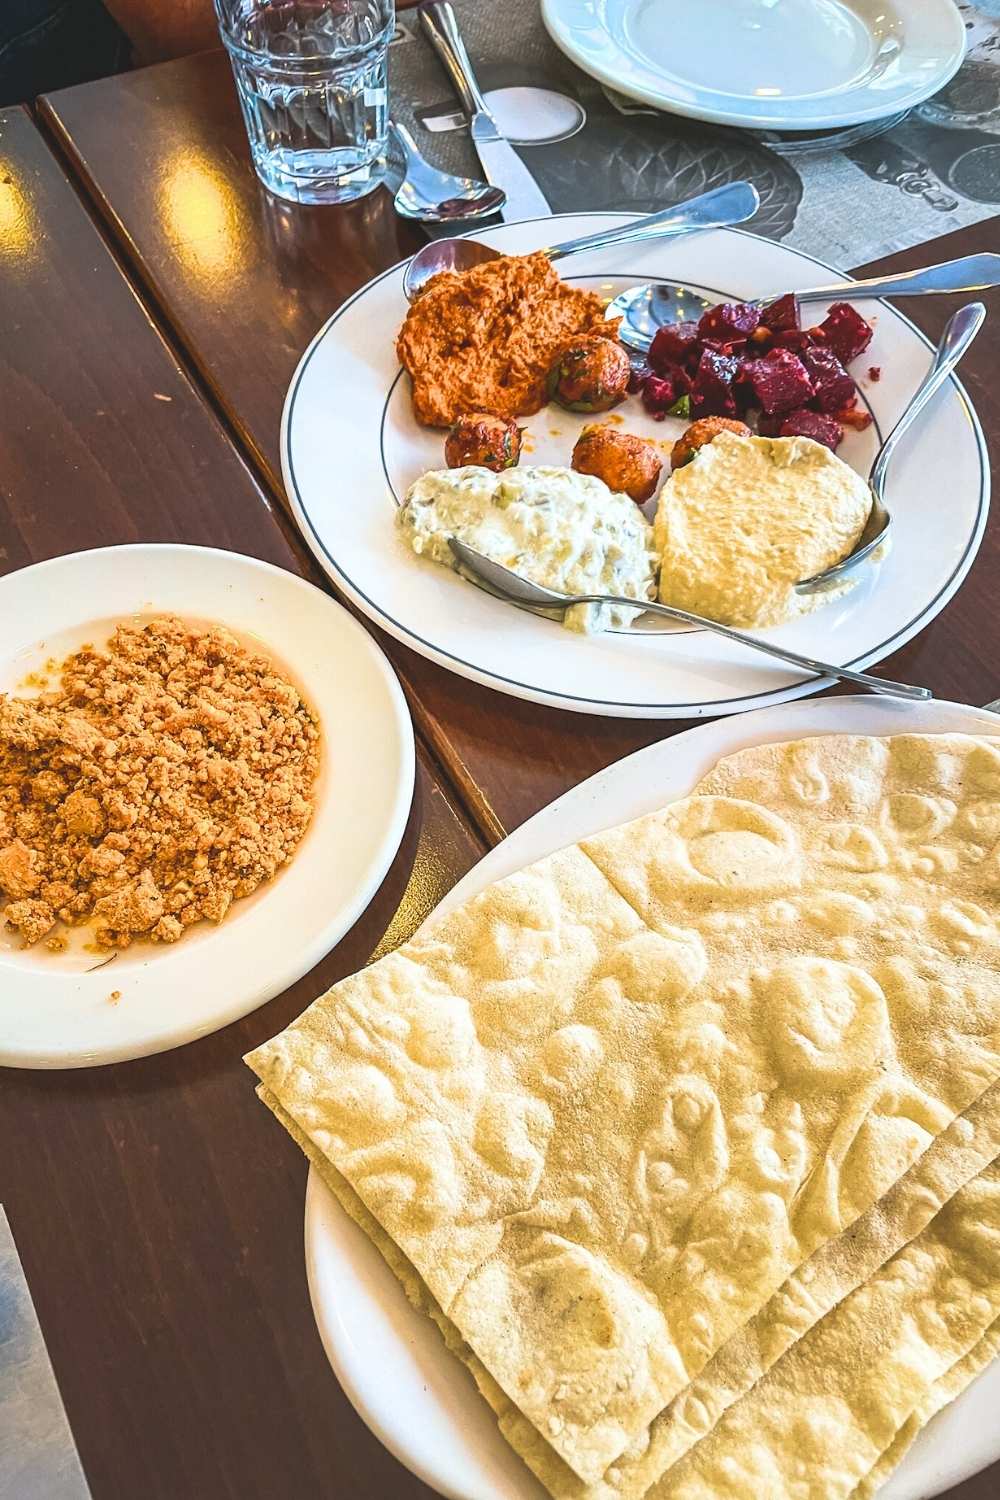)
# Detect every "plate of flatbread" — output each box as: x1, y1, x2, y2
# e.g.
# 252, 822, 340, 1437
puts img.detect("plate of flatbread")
248, 694, 1000, 1500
